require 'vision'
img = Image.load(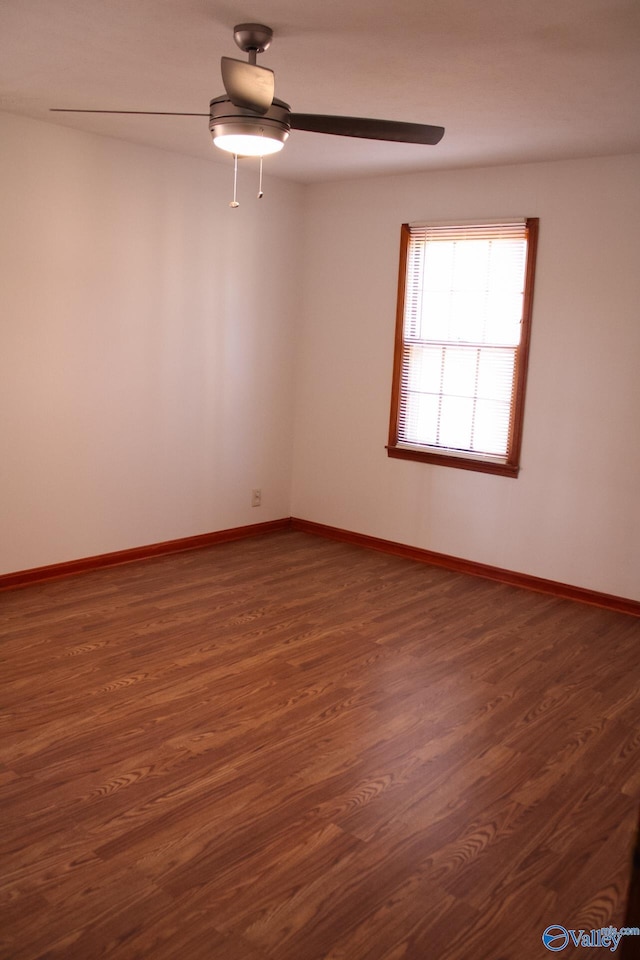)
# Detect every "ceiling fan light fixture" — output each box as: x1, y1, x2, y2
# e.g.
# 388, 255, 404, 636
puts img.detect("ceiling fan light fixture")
209, 96, 291, 158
